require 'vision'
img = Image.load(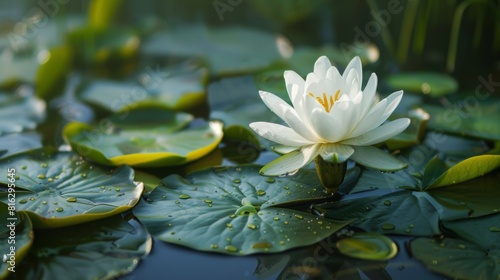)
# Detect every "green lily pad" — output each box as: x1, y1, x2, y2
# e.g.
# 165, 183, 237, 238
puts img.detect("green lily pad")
133, 165, 351, 255
336, 232, 398, 261
422, 98, 500, 141
66, 26, 140, 66
386, 72, 458, 96
0, 51, 38, 86
0, 133, 42, 160
14, 215, 152, 280
411, 237, 500, 280
0, 148, 144, 228
0, 203, 33, 278
141, 25, 285, 76
386, 108, 430, 150
319, 171, 500, 236
249, 0, 324, 24
0, 88, 46, 136
63, 108, 223, 167
80, 68, 208, 112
